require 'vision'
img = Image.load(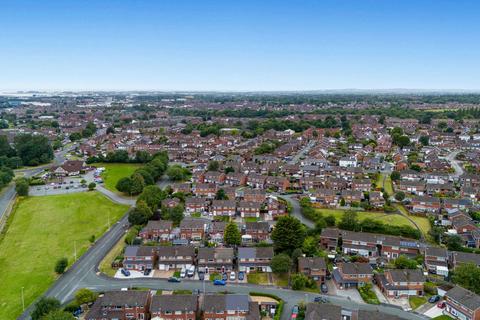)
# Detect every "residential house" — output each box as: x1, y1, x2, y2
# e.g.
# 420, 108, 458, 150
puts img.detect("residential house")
376, 269, 425, 298
150, 294, 198, 320
369, 191, 385, 207
193, 183, 217, 198
85, 291, 151, 320
238, 201, 262, 218
179, 218, 206, 241
341, 190, 363, 204
211, 200, 236, 217
208, 221, 227, 244
411, 196, 441, 215
450, 251, 480, 269
202, 294, 260, 320
444, 286, 480, 320
238, 247, 274, 273
298, 257, 327, 284
185, 197, 209, 215
225, 172, 247, 186
352, 179, 371, 192
139, 220, 173, 242
424, 246, 449, 277
157, 246, 195, 271
197, 247, 235, 273
243, 222, 270, 243
333, 263, 373, 289
123, 246, 156, 271
51, 160, 86, 177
